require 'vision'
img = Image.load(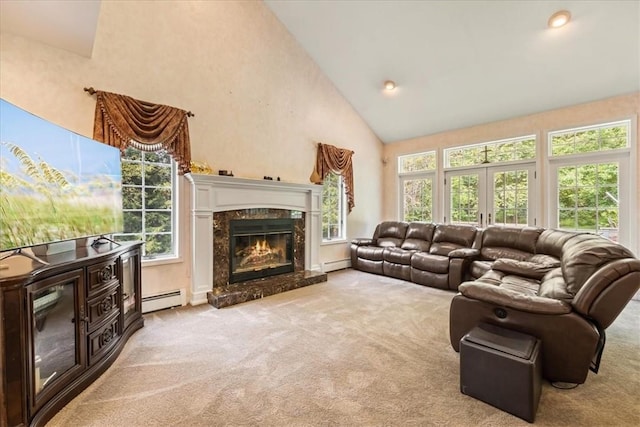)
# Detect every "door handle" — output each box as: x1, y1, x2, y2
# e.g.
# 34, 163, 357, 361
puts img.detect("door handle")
479, 213, 483, 227
488, 213, 492, 225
